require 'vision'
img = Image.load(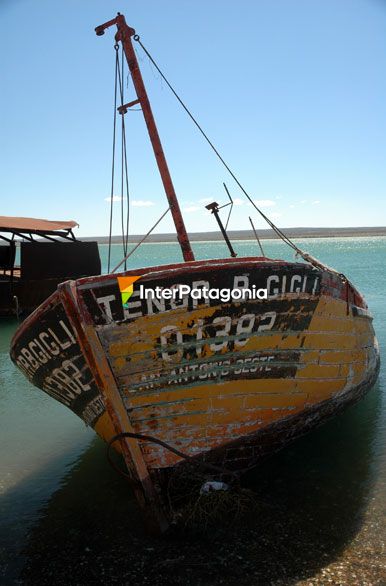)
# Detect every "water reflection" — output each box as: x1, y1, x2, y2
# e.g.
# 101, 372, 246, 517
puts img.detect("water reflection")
0, 319, 94, 583
16, 384, 382, 585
